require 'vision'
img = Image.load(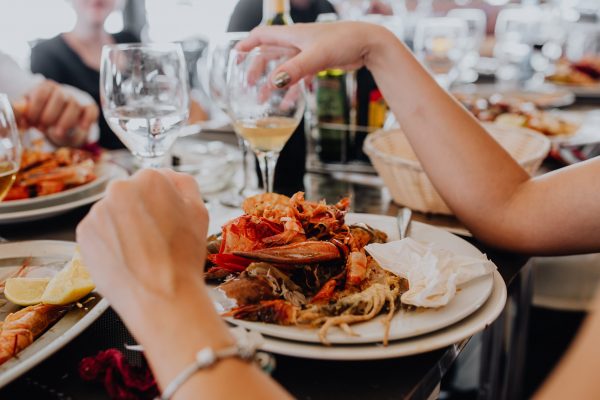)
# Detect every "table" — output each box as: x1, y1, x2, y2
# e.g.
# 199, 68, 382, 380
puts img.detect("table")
0, 169, 529, 400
